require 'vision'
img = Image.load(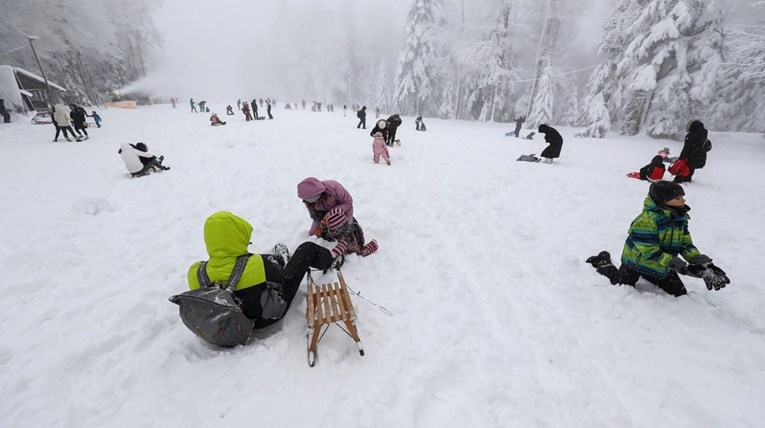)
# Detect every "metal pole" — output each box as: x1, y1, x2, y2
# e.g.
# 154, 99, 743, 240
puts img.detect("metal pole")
27, 36, 56, 109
